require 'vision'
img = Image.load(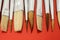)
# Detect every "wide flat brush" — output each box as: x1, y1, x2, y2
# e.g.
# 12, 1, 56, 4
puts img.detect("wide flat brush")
14, 0, 24, 31
1, 0, 9, 32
